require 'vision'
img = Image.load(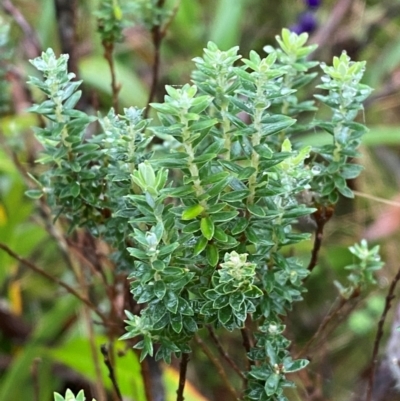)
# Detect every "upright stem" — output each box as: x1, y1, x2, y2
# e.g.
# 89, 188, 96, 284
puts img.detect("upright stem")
176, 353, 190, 401
144, 0, 166, 118
219, 90, 232, 159
221, 108, 231, 159
140, 357, 155, 401
100, 343, 123, 401
307, 205, 334, 273
182, 123, 207, 208
247, 106, 263, 205
103, 40, 120, 113
278, 72, 292, 145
